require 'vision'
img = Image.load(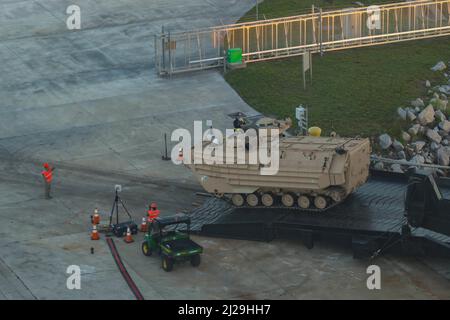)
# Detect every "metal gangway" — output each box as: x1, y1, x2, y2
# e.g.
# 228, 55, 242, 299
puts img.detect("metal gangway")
155, 0, 450, 76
